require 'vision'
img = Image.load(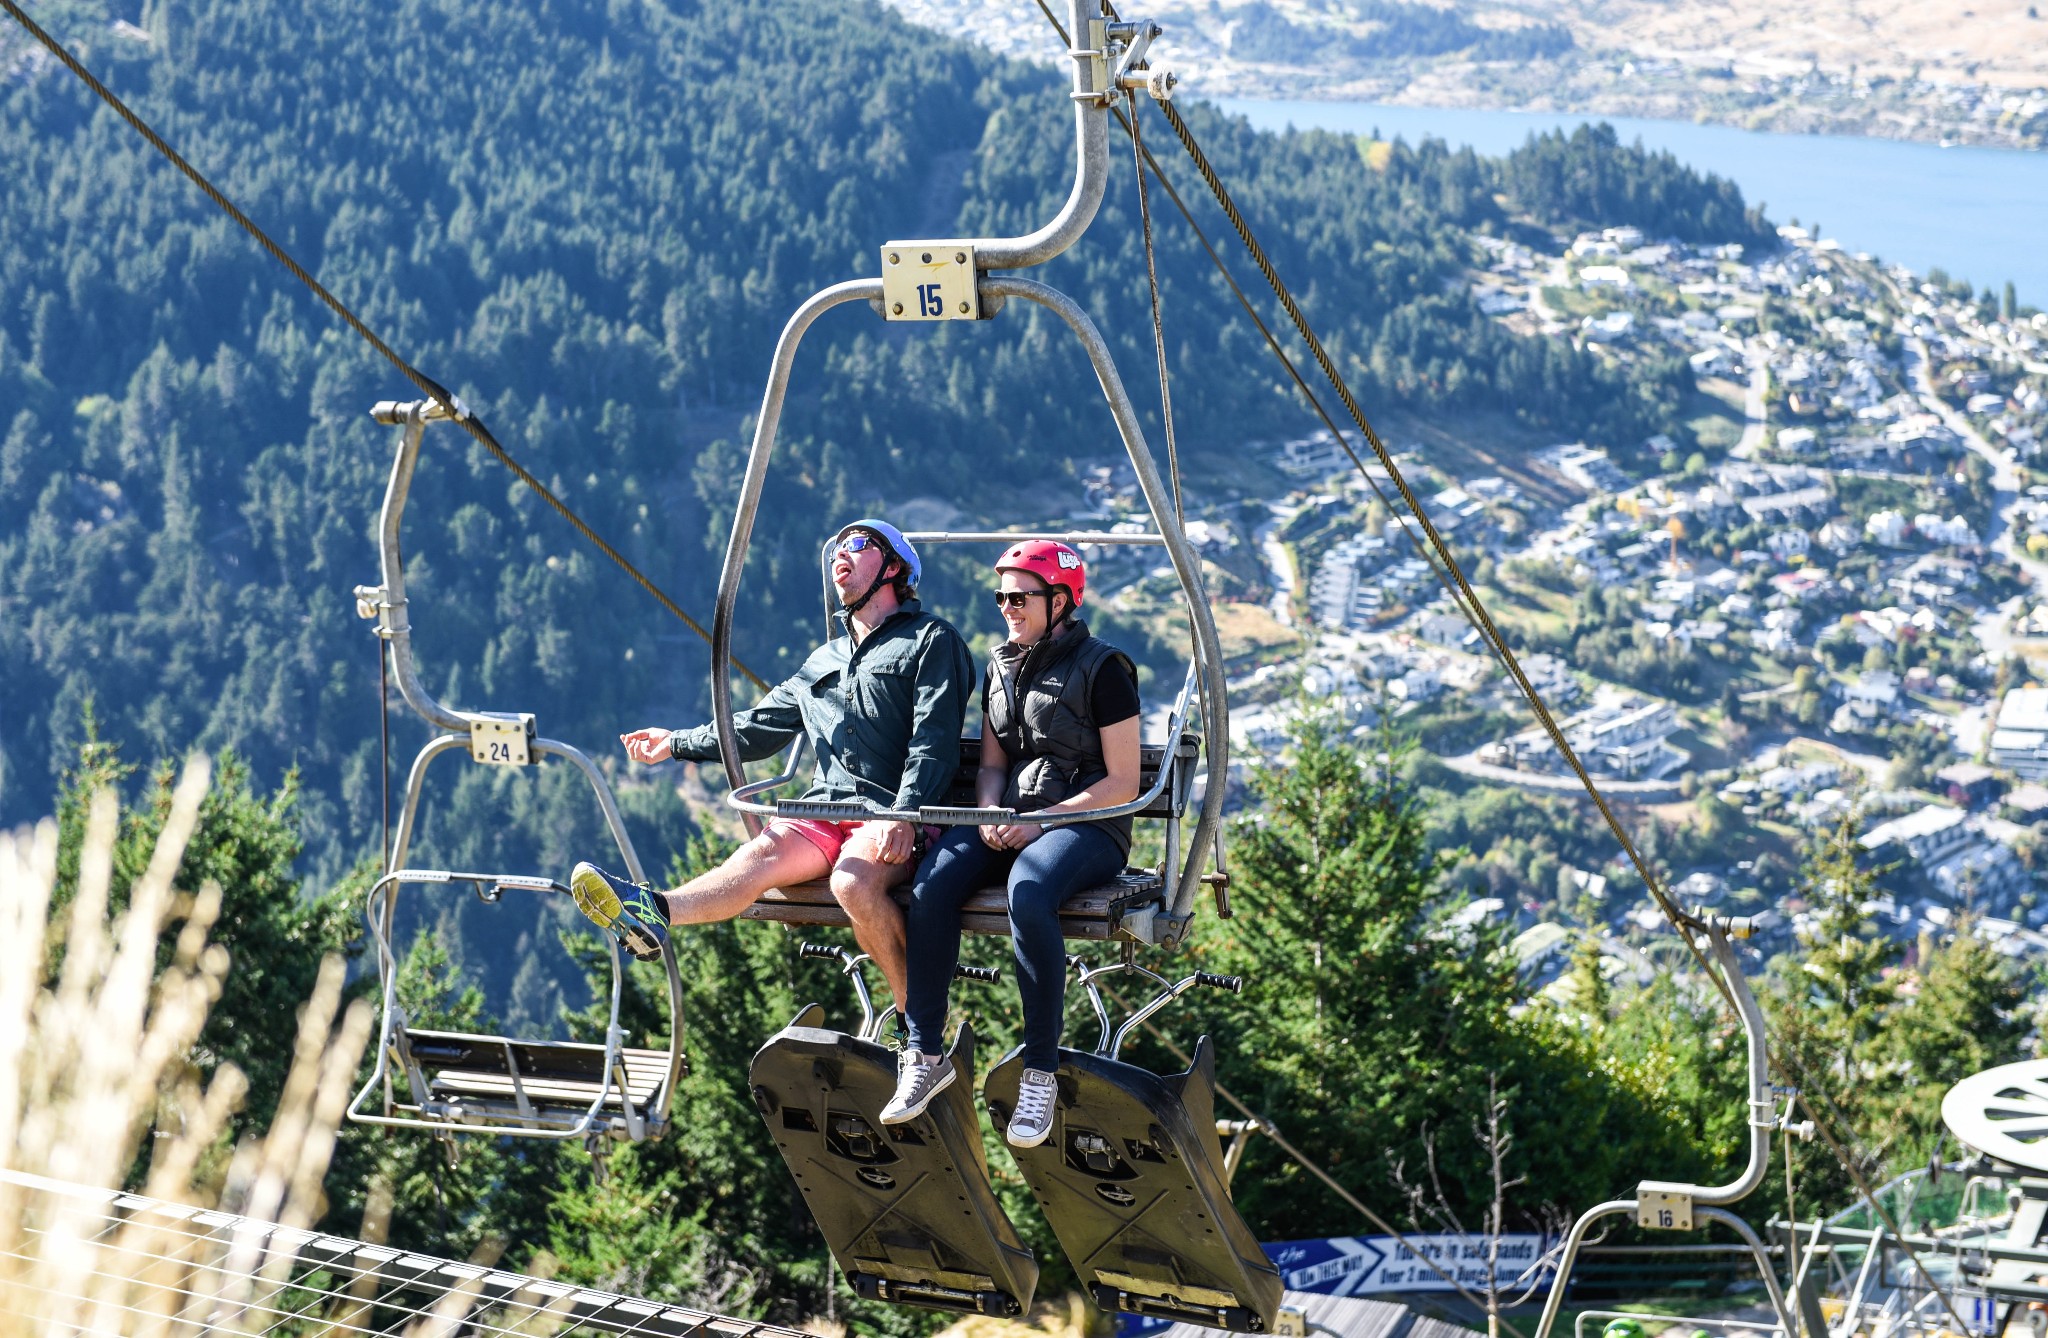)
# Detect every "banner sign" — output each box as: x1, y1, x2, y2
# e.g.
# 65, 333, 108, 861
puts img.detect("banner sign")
1119, 1234, 1554, 1335
1265, 1233, 1553, 1297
